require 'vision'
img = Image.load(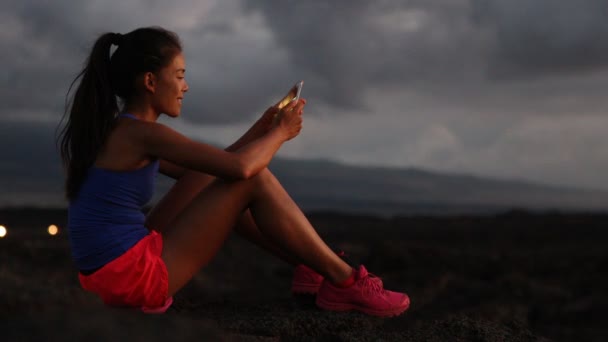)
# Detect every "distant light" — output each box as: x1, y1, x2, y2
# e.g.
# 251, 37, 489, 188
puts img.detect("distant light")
48, 224, 59, 236
0, 225, 6, 238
